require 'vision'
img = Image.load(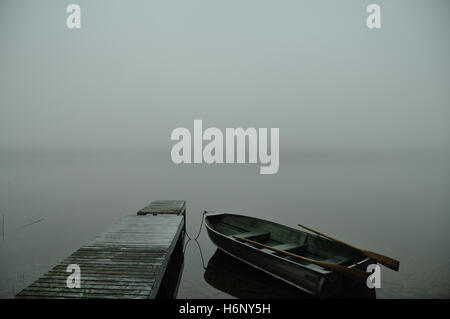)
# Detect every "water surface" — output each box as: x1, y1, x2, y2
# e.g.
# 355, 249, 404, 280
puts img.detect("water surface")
0, 150, 449, 298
